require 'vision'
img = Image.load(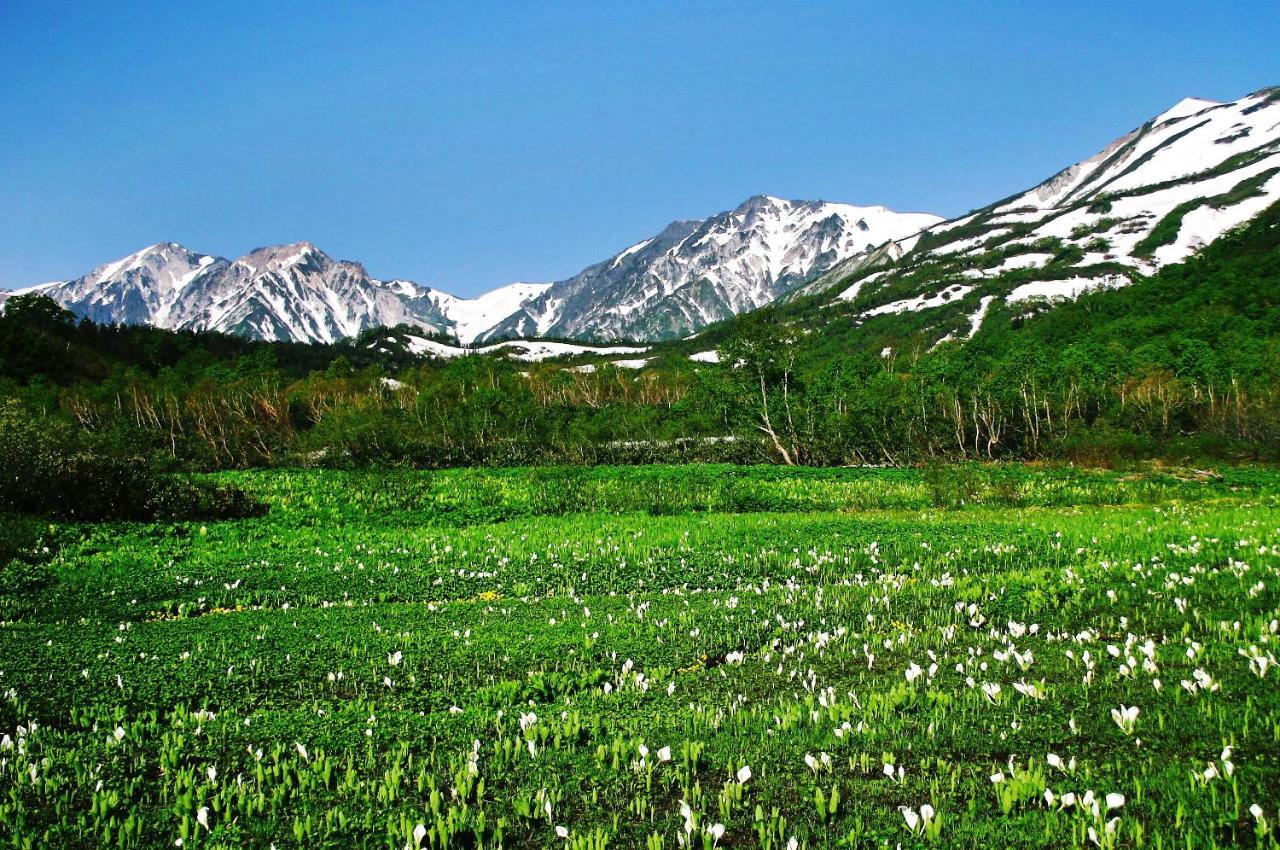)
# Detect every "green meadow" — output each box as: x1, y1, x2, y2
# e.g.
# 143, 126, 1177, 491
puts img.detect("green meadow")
2, 464, 1278, 848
